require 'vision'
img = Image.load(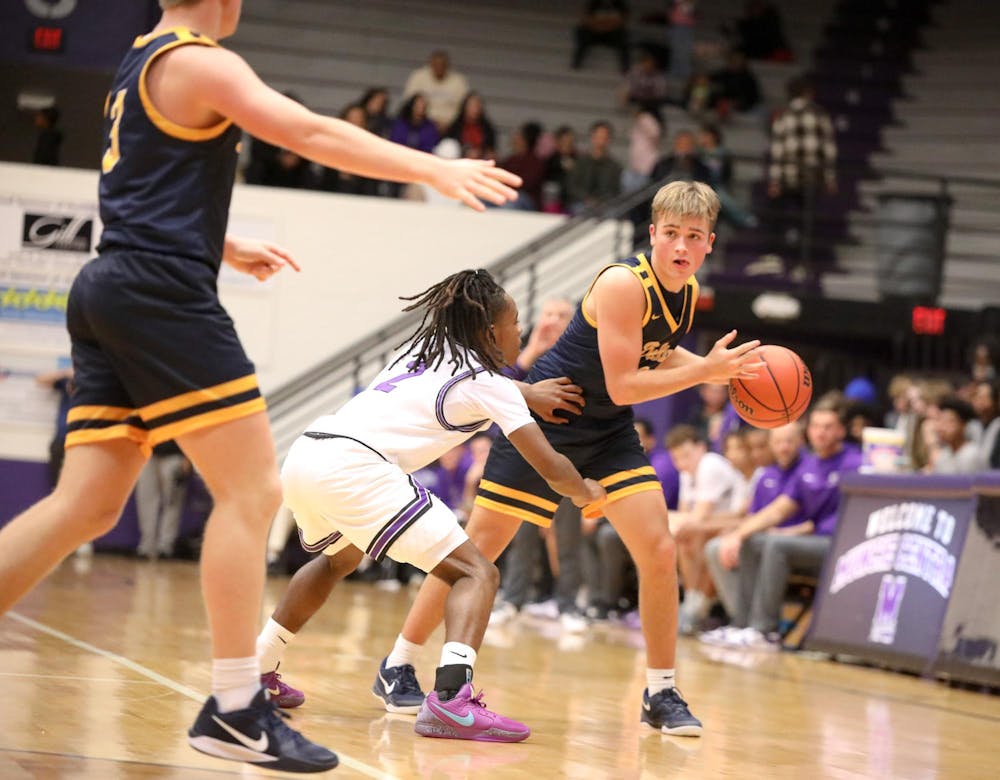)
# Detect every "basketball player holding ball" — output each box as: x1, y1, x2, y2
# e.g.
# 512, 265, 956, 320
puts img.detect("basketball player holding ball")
361, 181, 763, 736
